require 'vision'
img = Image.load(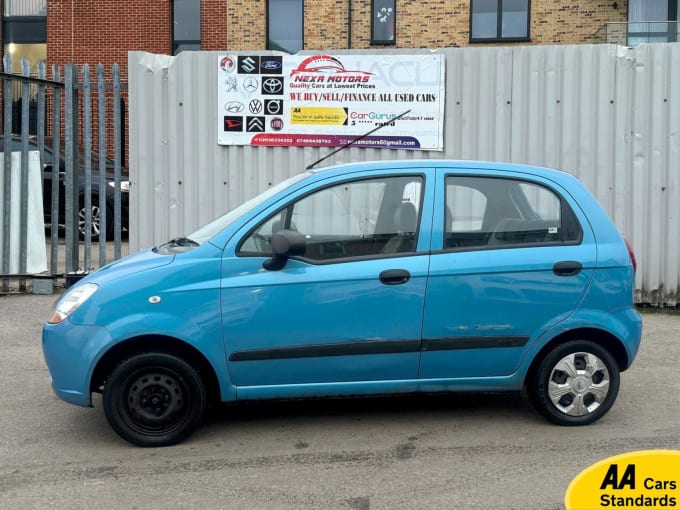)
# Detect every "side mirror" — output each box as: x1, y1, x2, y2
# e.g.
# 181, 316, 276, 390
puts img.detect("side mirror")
263, 229, 306, 271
